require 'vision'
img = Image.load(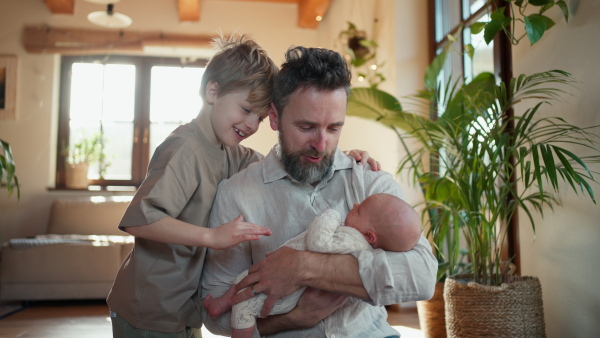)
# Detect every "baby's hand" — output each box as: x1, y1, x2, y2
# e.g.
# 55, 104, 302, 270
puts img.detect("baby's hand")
209, 215, 271, 250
